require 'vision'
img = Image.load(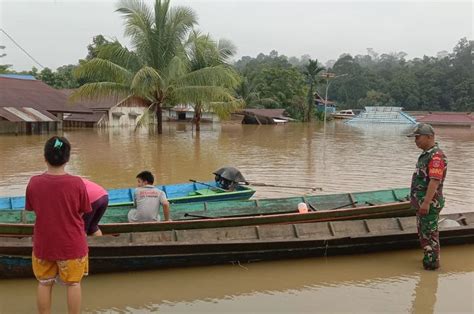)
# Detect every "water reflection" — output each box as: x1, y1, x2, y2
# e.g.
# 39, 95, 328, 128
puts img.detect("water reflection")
0, 245, 472, 313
